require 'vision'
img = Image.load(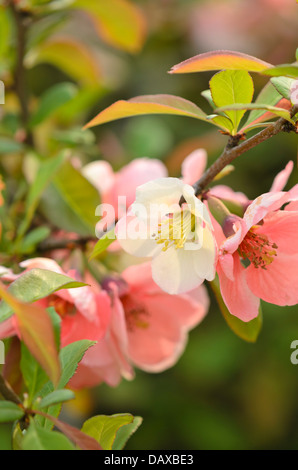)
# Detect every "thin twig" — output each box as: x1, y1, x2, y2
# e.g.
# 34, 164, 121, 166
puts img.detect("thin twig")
192, 116, 297, 197
8, 0, 33, 145
0, 374, 22, 406
38, 236, 97, 252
